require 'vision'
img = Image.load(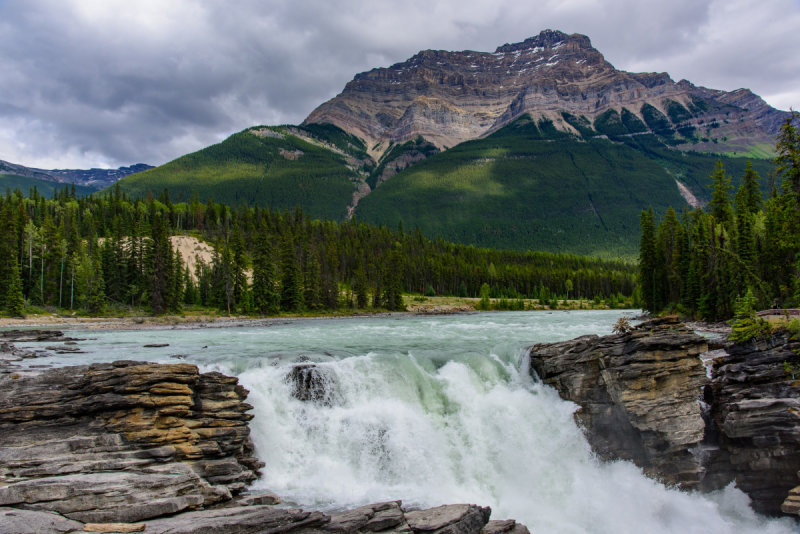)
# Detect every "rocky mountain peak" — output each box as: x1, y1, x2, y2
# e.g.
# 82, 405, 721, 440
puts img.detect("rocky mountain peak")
494, 29, 588, 54
304, 30, 788, 161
